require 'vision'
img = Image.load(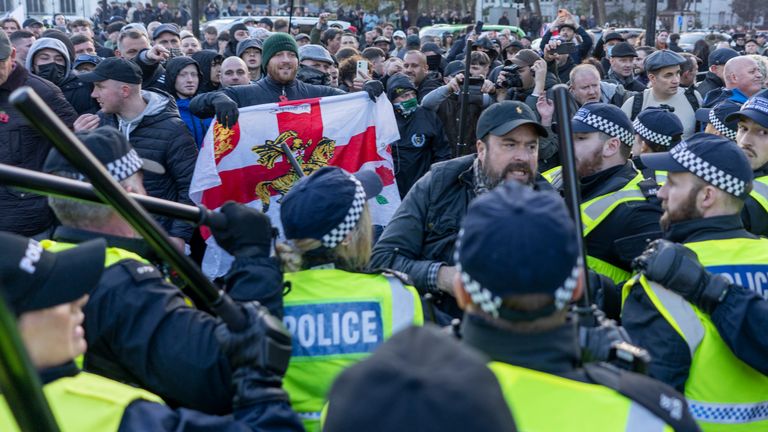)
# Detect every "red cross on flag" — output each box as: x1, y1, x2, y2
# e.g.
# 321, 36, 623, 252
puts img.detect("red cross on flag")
190, 92, 401, 277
